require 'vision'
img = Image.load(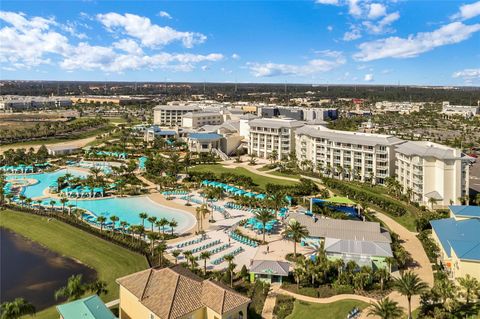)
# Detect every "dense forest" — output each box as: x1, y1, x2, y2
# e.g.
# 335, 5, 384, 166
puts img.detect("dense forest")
1, 80, 479, 105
